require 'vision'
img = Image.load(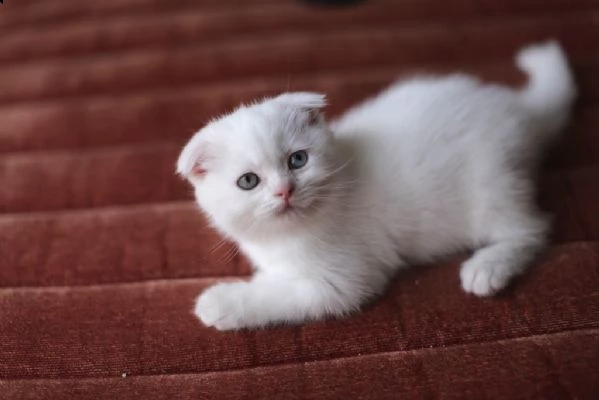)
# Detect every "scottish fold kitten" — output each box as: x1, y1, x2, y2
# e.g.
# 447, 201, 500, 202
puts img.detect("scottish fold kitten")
177, 41, 576, 331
